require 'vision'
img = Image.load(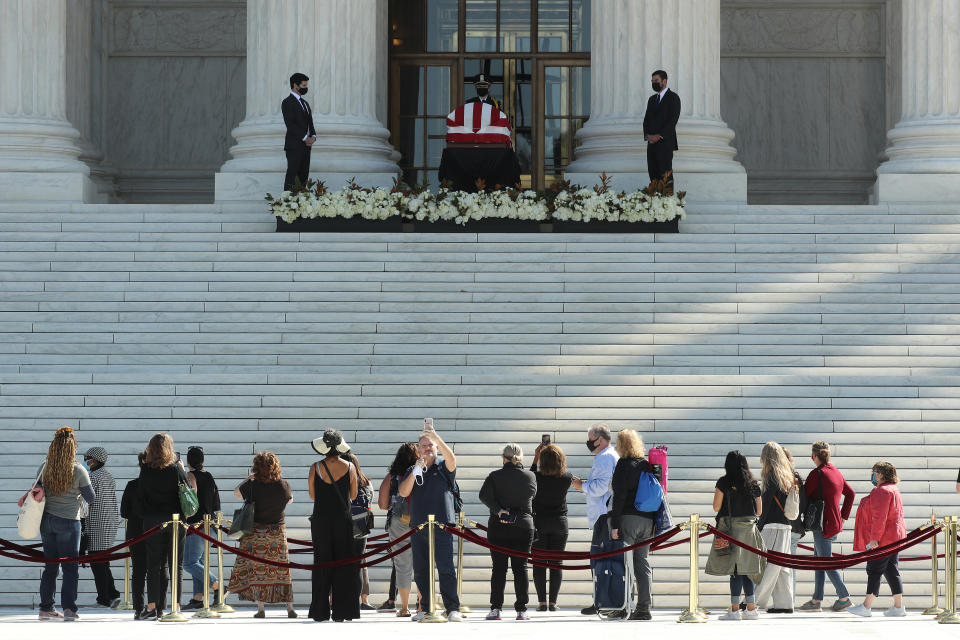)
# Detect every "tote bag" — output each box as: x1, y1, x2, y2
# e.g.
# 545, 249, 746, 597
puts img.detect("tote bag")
17, 465, 46, 539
